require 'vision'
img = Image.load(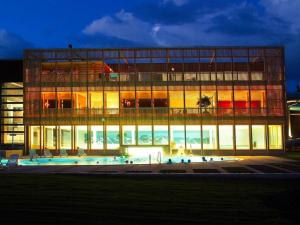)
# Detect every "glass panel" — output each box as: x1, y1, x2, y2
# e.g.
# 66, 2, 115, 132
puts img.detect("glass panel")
91, 126, 104, 149
105, 91, 119, 113
121, 91, 135, 108
138, 125, 152, 145
1, 89, 23, 95
186, 125, 201, 149
107, 125, 120, 149
252, 125, 266, 150
268, 125, 282, 149
169, 91, 184, 108
60, 126, 72, 150
30, 126, 40, 149
44, 126, 56, 150
153, 125, 168, 145
218, 89, 232, 116
219, 125, 233, 149
58, 92, 72, 109
75, 126, 88, 149
122, 125, 136, 145
74, 92, 87, 109
235, 125, 250, 150
202, 125, 217, 149
170, 125, 185, 148
3, 133, 24, 144
153, 91, 168, 108
137, 91, 151, 108
185, 91, 199, 108
1, 96, 23, 103
90, 92, 103, 109
234, 89, 249, 115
